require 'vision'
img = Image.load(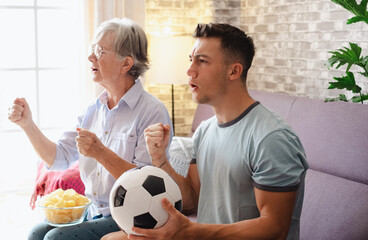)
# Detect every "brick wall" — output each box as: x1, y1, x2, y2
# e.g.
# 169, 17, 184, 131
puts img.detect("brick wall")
146, 0, 213, 35
144, 0, 368, 136
144, 83, 197, 136
242, 0, 368, 99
